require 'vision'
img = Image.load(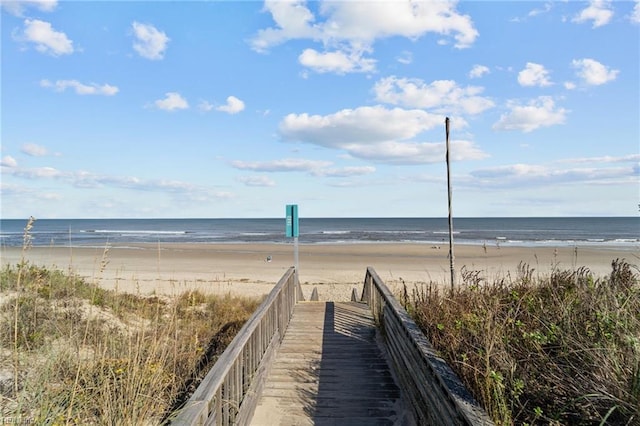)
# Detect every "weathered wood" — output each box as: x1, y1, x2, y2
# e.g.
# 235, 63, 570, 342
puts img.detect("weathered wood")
170, 401, 207, 425
351, 287, 359, 301
234, 332, 279, 425
362, 267, 494, 425
310, 287, 319, 301
173, 265, 492, 426
251, 301, 407, 425
171, 267, 300, 425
